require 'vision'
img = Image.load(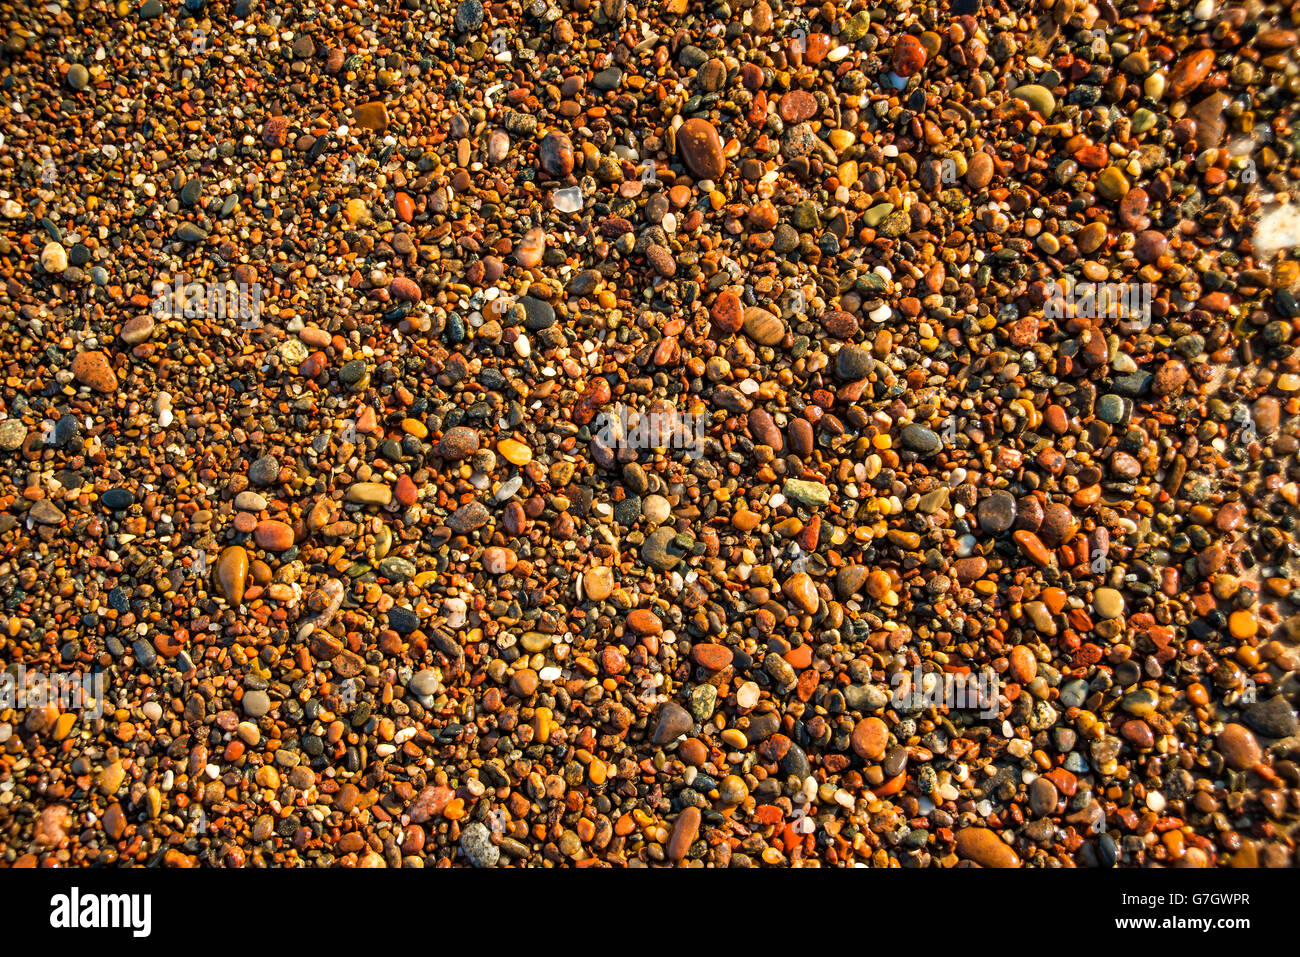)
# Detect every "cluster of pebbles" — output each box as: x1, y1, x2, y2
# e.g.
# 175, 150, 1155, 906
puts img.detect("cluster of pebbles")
1, 0, 1299, 868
